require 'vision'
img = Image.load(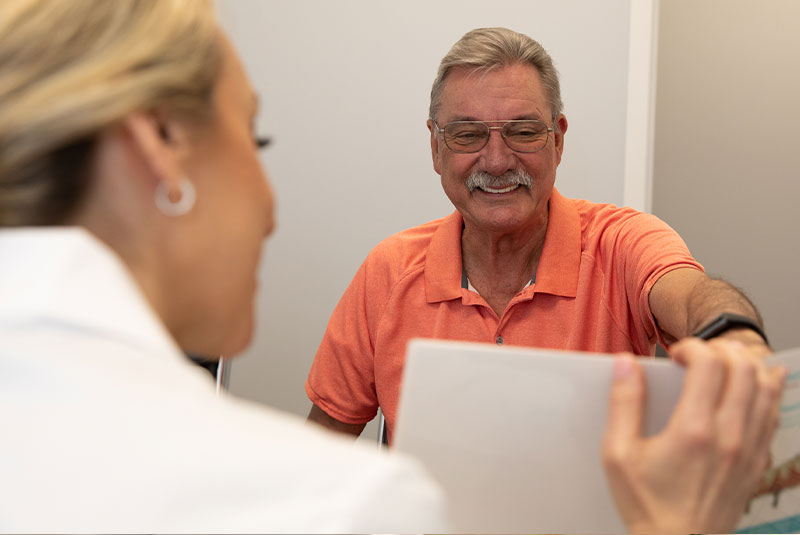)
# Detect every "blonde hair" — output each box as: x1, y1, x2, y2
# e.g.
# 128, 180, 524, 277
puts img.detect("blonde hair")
429, 27, 563, 124
0, 0, 222, 226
